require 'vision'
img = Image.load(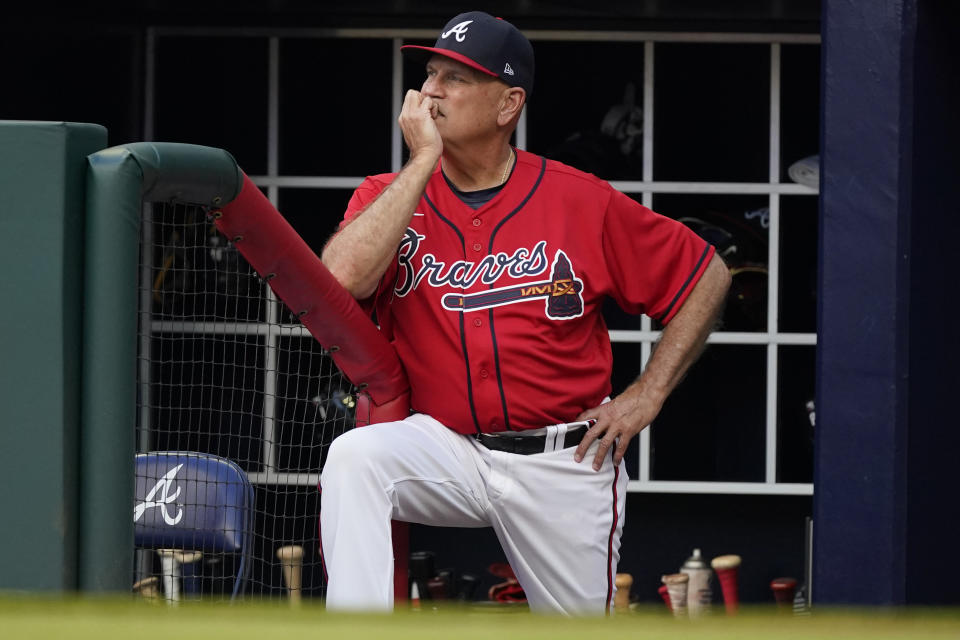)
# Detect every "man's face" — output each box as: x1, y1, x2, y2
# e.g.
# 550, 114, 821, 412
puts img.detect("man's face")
421, 55, 509, 145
